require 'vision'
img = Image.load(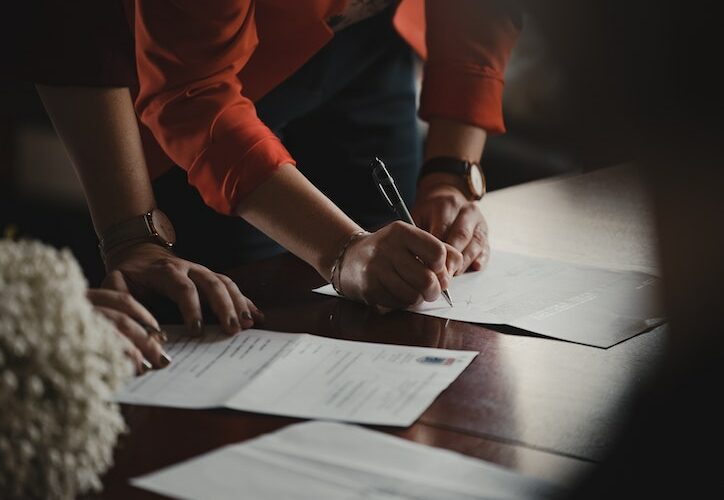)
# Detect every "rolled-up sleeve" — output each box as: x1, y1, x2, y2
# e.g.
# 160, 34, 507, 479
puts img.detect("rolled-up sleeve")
419, 0, 521, 134
132, 0, 294, 215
